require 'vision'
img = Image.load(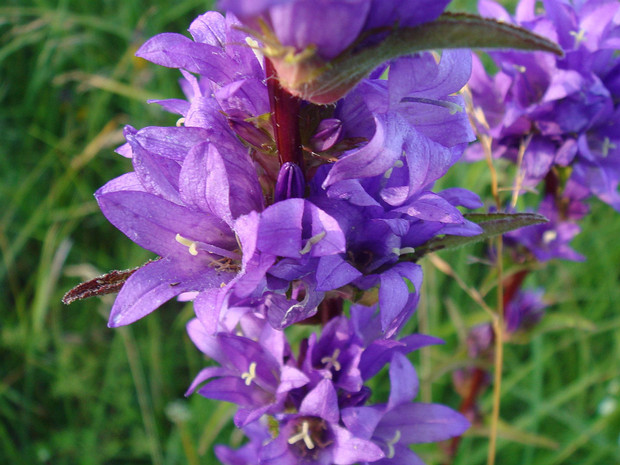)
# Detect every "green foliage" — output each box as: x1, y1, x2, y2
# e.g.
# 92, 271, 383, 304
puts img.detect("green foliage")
1, 0, 619, 464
